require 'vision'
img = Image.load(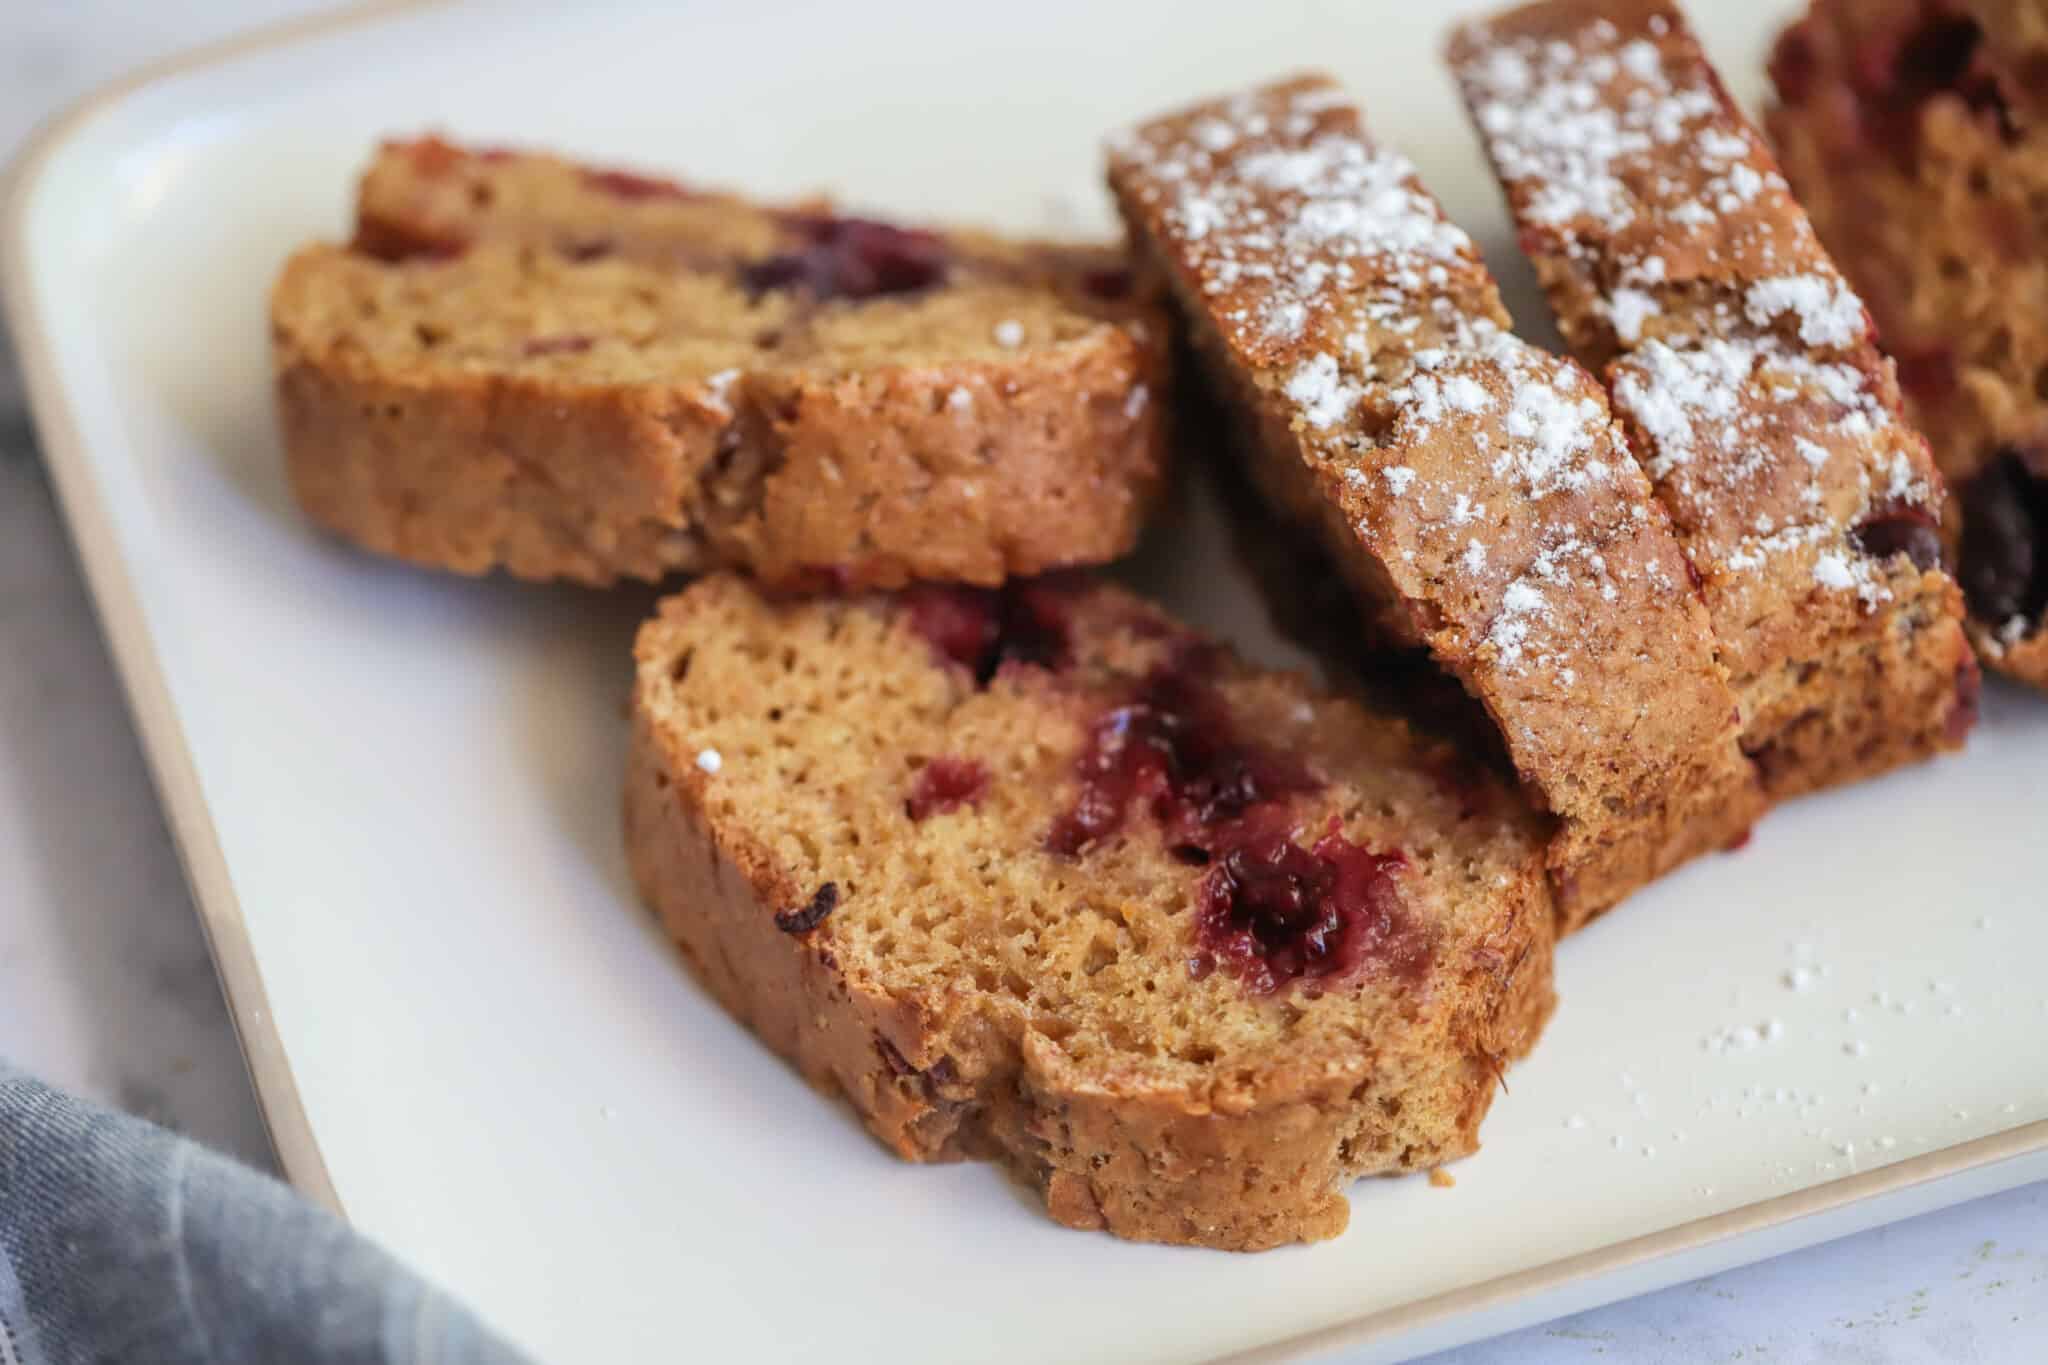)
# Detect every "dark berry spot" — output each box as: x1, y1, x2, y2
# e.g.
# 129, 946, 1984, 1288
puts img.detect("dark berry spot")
520, 334, 595, 357
1845, 10, 2015, 159
1883, 15, 1979, 94
903, 582, 1071, 687
1194, 818, 1422, 995
388, 137, 517, 177
1894, 346, 1957, 405
581, 167, 696, 202
741, 215, 948, 301
394, 136, 466, 176
1769, 22, 1820, 107
563, 238, 615, 262
1853, 502, 1945, 571
1080, 266, 1133, 300
1959, 449, 2048, 627
1425, 753, 1500, 821
352, 220, 469, 263
1044, 642, 1318, 857
774, 882, 839, 934
905, 757, 988, 821
875, 1037, 915, 1076
1947, 656, 1982, 744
